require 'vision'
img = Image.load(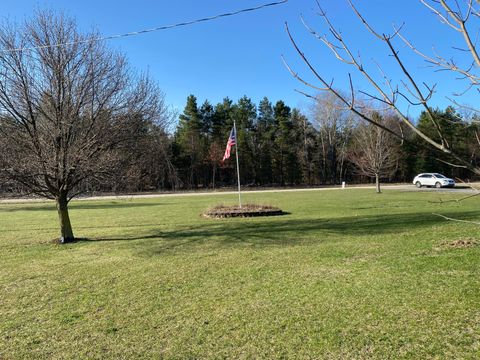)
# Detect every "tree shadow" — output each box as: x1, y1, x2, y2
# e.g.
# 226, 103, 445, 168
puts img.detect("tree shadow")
0, 201, 166, 212
76, 210, 480, 256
